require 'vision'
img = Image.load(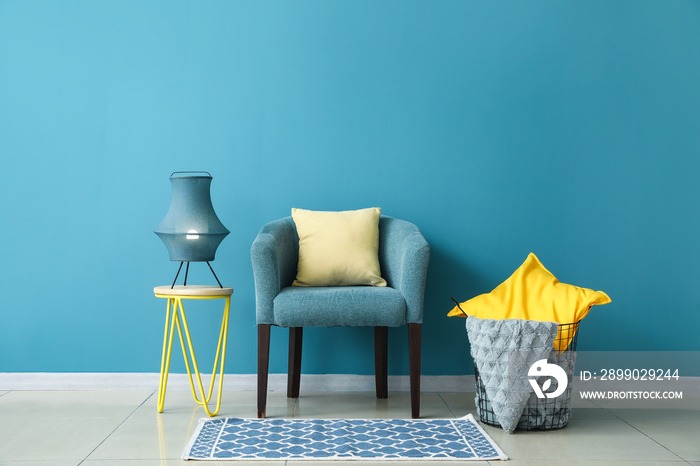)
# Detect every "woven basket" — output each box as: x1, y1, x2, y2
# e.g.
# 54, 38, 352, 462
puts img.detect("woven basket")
474, 321, 580, 431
